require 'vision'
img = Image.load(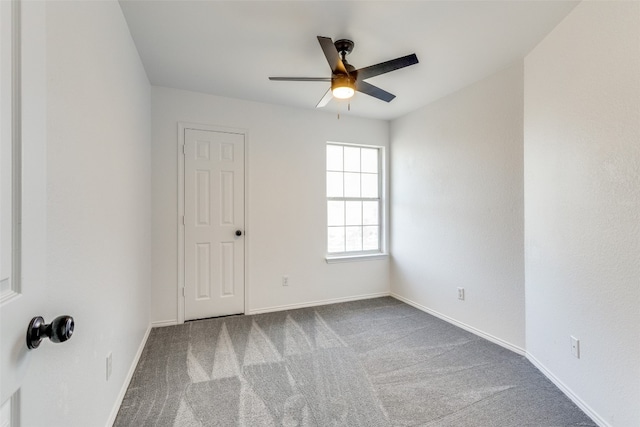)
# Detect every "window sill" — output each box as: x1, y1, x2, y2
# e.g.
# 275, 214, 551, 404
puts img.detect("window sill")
325, 253, 388, 264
